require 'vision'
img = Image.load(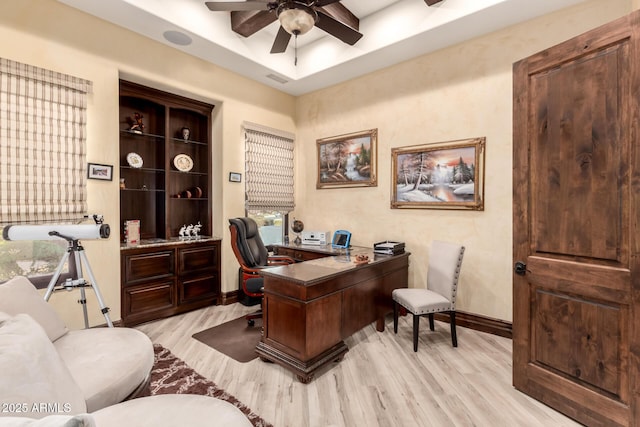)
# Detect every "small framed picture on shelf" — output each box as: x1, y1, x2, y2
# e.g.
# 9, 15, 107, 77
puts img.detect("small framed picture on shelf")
124, 219, 140, 245
87, 163, 113, 181
229, 172, 242, 183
